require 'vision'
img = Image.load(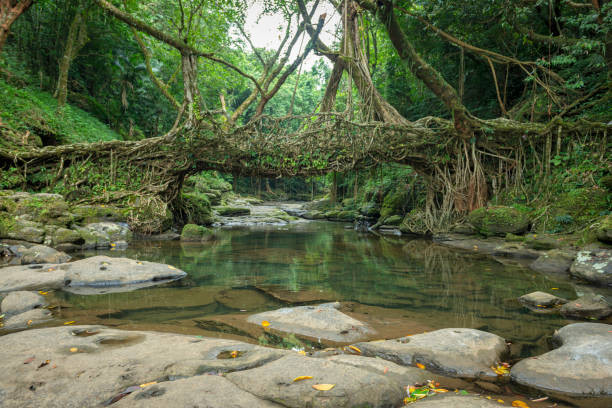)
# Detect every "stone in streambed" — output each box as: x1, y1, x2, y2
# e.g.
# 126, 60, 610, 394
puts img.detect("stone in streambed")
518, 291, 568, 313
467, 206, 530, 237
1, 291, 47, 315
570, 249, 612, 286
0, 325, 288, 408
226, 354, 407, 408
510, 323, 612, 407
247, 302, 375, 342
529, 249, 575, 274
0, 256, 186, 293
406, 394, 504, 407
1, 308, 52, 330
353, 328, 508, 379
559, 294, 612, 320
